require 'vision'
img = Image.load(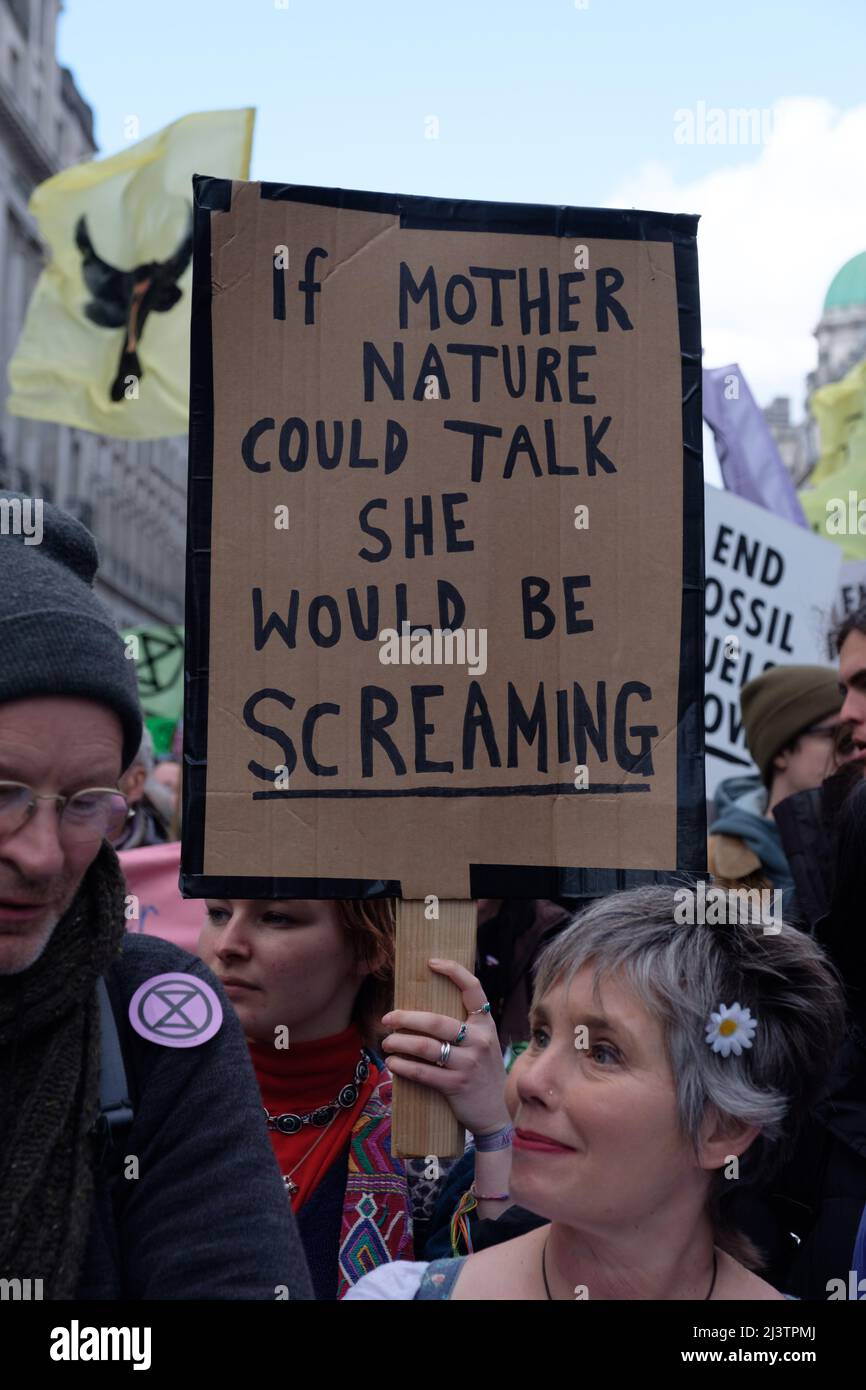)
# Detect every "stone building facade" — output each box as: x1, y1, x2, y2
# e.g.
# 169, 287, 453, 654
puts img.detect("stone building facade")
0, 0, 185, 626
